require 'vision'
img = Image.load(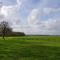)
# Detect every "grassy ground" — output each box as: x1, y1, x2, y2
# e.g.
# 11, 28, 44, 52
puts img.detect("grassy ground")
0, 36, 60, 60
